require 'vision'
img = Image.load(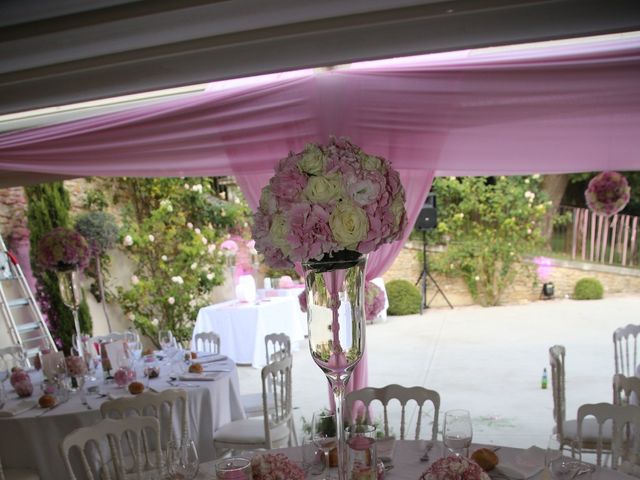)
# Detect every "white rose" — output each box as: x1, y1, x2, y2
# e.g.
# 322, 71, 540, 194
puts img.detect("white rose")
208, 244, 215, 254
202, 237, 208, 245
361, 154, 381, 171
184, 183, 190, 189
123, 235, 133, 246
127, 312, 135, 321
190, 262, 197, 270
297, 145, 325, 176
148, 234, 155, 242
161, 255, 168, 261
187, 222, 193, 229
524, 178, 530, 184
168, 297, 175, 305
131, 275, 140, 285
151, 318, 160, 327
532, 174, 540, 179
269, 214, 290, 255
304, 174, 343, 204
206, 273, 214, 280
329, 201, 369, 249
194, 228, 201, 235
